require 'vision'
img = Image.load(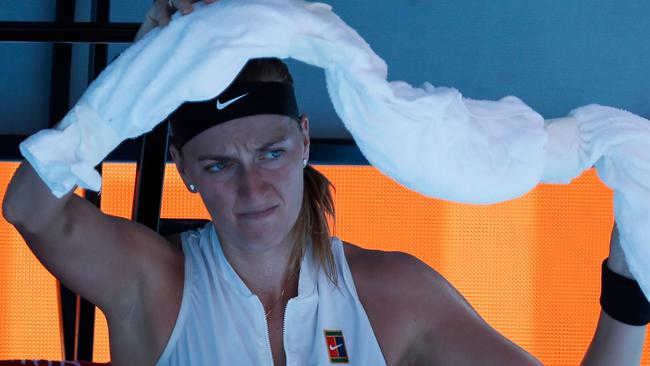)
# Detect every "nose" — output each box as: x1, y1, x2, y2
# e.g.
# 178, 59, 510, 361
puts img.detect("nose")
237, 164, 268, 199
